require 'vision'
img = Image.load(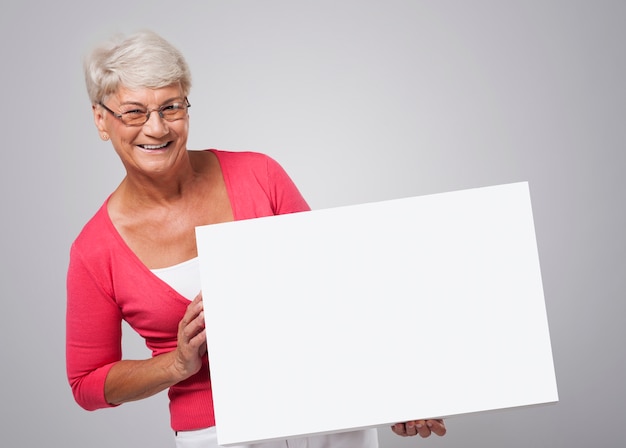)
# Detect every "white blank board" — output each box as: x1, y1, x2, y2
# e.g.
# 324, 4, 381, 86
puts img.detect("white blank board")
196, 181, 558, 446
